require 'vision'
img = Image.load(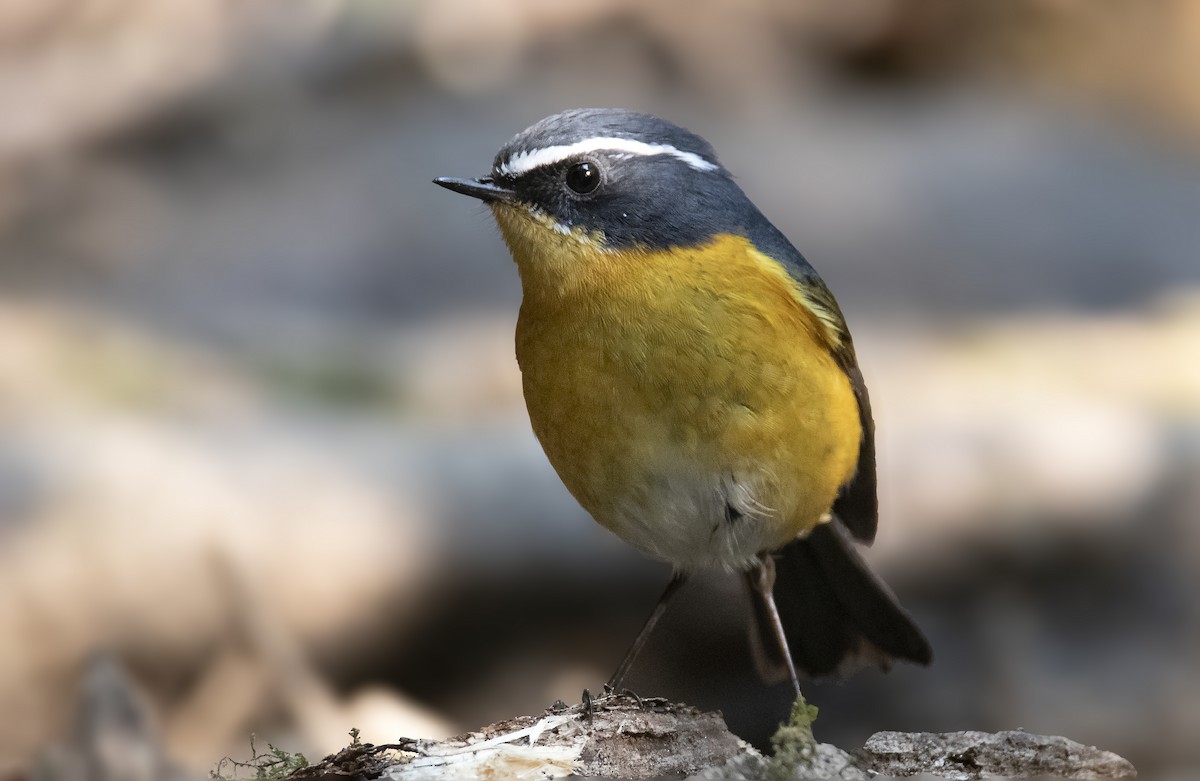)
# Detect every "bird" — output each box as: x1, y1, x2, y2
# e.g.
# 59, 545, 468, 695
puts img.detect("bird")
433, 108, 931, 694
